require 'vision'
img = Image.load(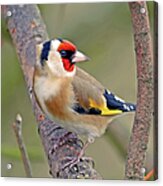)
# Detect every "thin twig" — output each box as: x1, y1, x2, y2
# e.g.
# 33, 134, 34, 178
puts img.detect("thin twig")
125, 2, 157, 180
144, 169, 154, 181
12, 114, 32, 177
